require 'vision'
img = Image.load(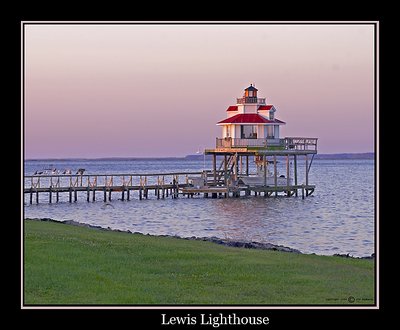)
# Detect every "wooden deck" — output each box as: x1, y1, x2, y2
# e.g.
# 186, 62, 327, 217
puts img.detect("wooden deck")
213, 137, 318, 153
